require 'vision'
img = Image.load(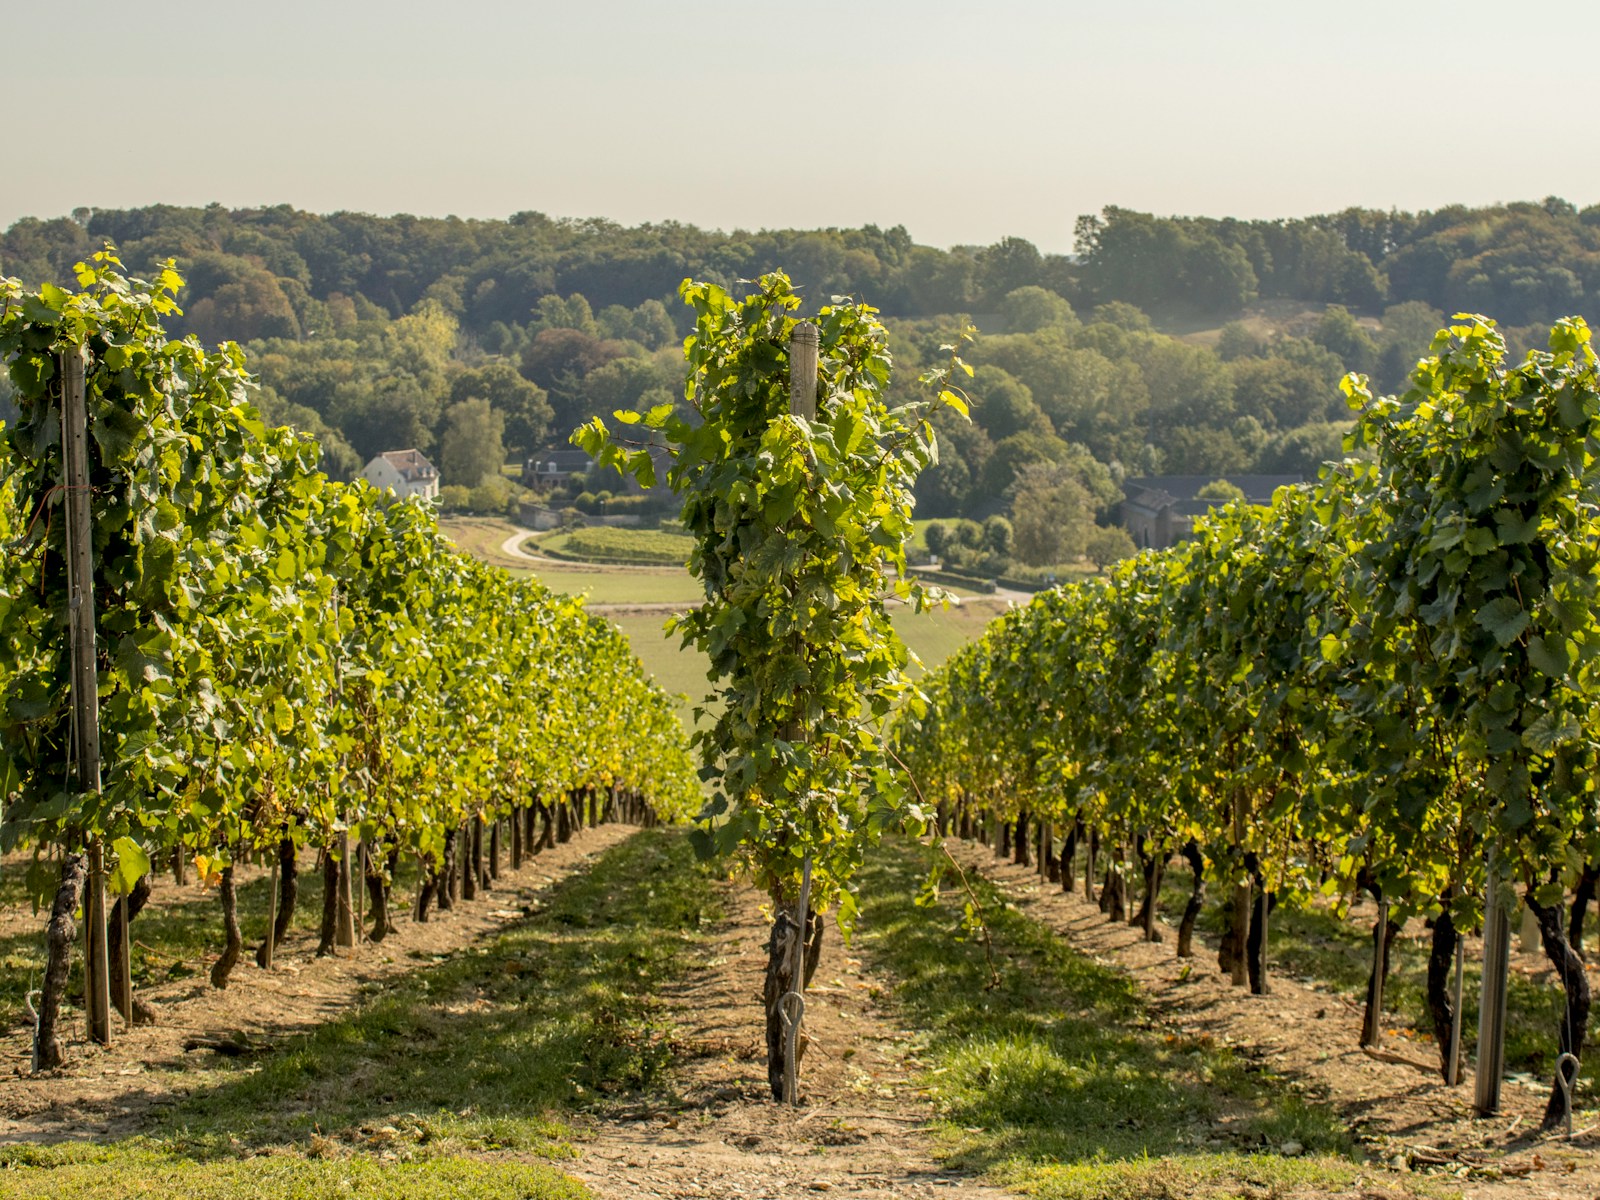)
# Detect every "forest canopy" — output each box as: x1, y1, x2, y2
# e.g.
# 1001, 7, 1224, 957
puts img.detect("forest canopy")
3, 198, 1594, 525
